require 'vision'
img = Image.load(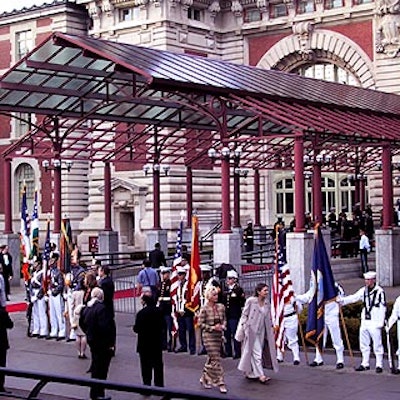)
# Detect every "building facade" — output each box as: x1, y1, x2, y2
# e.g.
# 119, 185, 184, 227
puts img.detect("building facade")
0, 0, 398, 252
